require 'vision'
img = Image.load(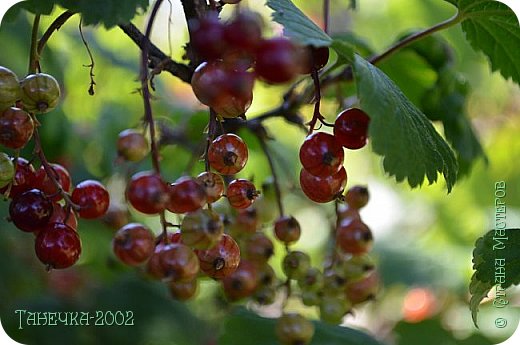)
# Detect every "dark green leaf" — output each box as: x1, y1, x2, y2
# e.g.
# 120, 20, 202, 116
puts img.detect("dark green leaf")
352, 54, 458, 192
330, 39, 355, 65
469, 228, 520, 326
331, 33, 375, 58
219, 308, 383, 345
449, 0, 520, 84
266, 0, 332, 47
